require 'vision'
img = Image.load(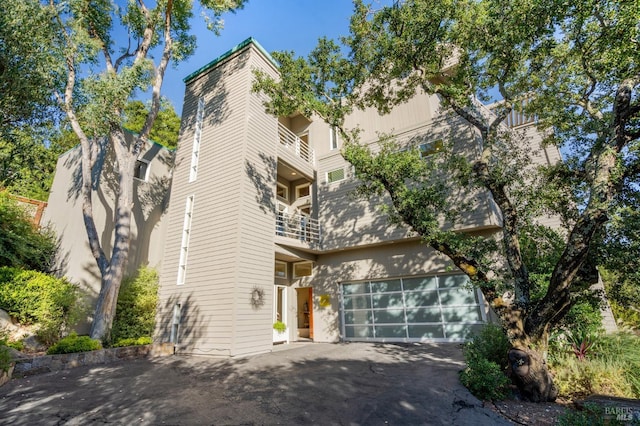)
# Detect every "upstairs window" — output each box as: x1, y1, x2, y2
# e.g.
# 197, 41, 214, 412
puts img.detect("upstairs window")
295, 183, 310, 200
327, 168, 345, 184
276, 182, 289, 201
293, 261, 313, 278
329, 126, 339, 150
275, 261, 287, 278
189, 97, 205, 182
134, 158, 150, 181
177, 195, 195, 285
419, 139, 444, 158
